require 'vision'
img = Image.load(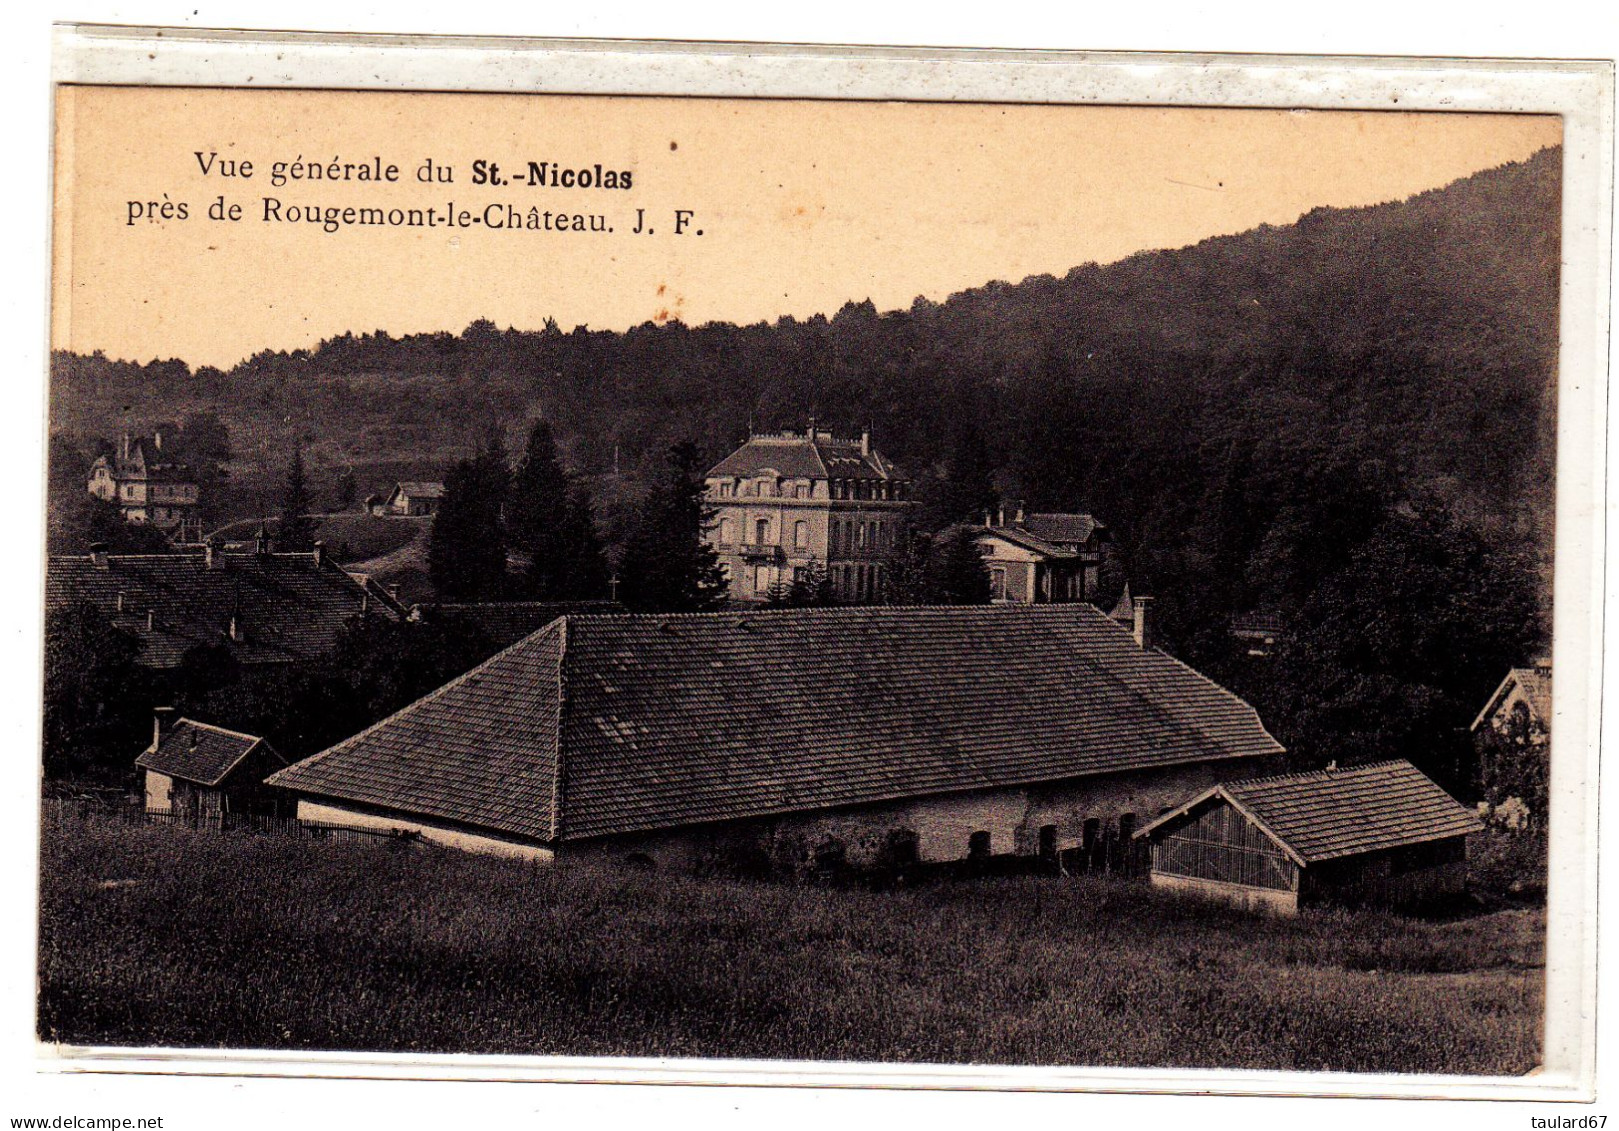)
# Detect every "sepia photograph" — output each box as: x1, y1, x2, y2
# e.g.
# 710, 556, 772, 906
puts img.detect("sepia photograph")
28, 26, 1613, 1108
